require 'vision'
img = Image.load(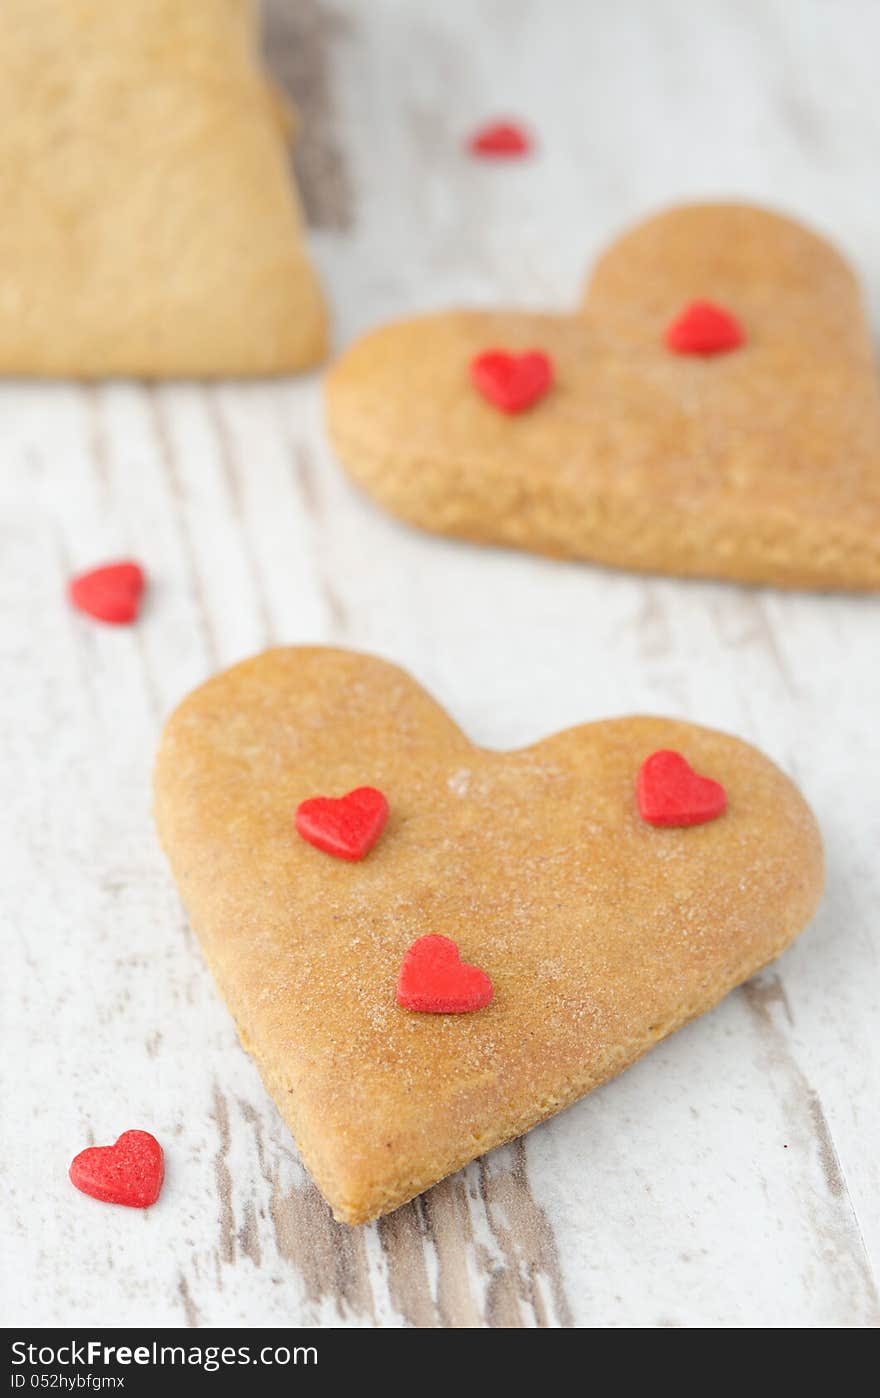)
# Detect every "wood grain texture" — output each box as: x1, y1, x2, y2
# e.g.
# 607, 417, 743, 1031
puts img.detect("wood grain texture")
1, 0, 879, 1327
